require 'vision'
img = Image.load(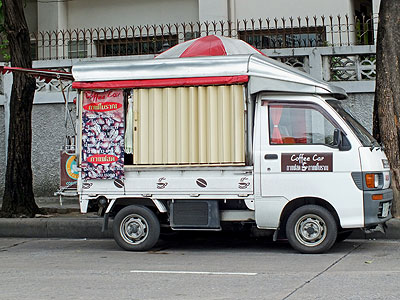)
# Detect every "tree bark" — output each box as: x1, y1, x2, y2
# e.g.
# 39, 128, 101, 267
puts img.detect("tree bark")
373, 0, 400, 217
0, 0, 39, 217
